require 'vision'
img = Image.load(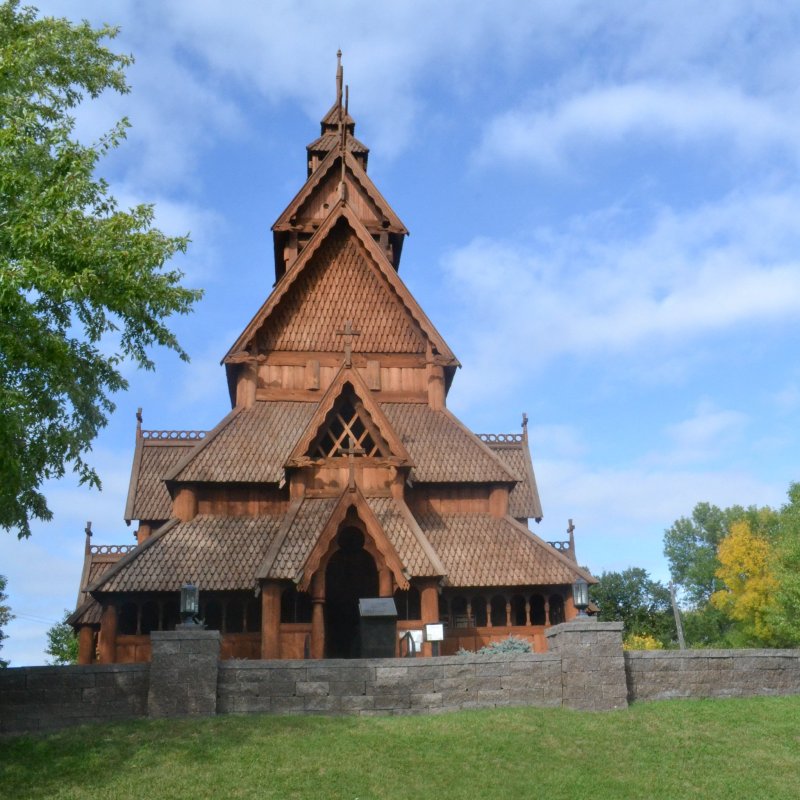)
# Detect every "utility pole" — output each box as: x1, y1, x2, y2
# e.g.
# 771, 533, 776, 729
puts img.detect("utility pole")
670, 582, 686, 650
